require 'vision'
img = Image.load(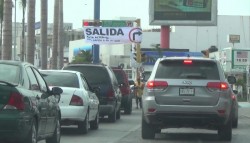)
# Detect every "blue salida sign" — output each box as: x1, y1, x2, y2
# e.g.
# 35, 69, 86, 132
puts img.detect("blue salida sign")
143, 51, 203, 65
